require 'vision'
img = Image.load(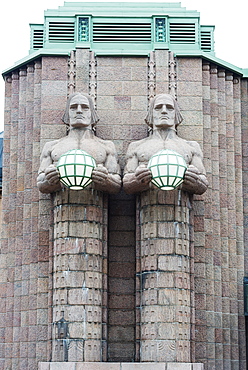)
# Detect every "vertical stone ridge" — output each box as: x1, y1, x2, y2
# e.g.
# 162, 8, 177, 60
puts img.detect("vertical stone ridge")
10, 71, 20, 369
148, 51, 156, 102
217, 68, 227, 369
194, 61, 211, 368
68, 50, 76, 95
169, 51, 177, 99
89, 51, 97, 107
33, 60, 52, 366
0, 75, 11, 369
193, 63, 246, 369
233, 76, 246, 369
